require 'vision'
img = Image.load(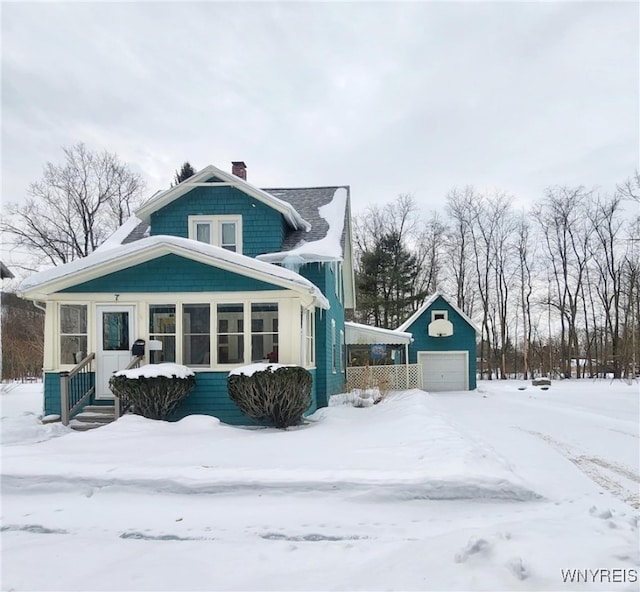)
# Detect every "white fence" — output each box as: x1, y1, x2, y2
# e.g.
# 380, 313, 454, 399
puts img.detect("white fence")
346, 364, 423, 391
